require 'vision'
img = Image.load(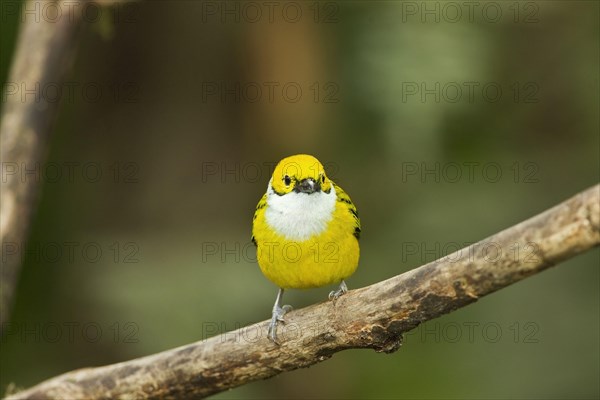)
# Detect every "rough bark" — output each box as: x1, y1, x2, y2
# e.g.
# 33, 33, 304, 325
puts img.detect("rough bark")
7, 184, 599, 399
